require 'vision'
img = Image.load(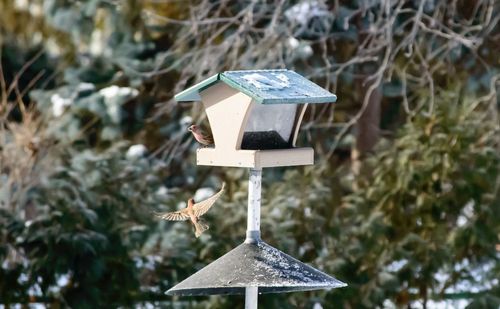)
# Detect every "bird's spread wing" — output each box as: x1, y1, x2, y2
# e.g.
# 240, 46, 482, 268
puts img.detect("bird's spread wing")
193, 182, 225, 217
155, 209, 190, 221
